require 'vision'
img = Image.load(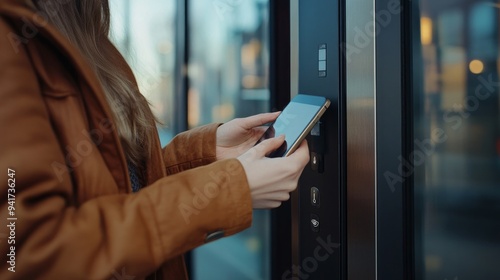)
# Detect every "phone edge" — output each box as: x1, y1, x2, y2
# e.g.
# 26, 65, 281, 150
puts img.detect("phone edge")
283, 99, 331, 157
